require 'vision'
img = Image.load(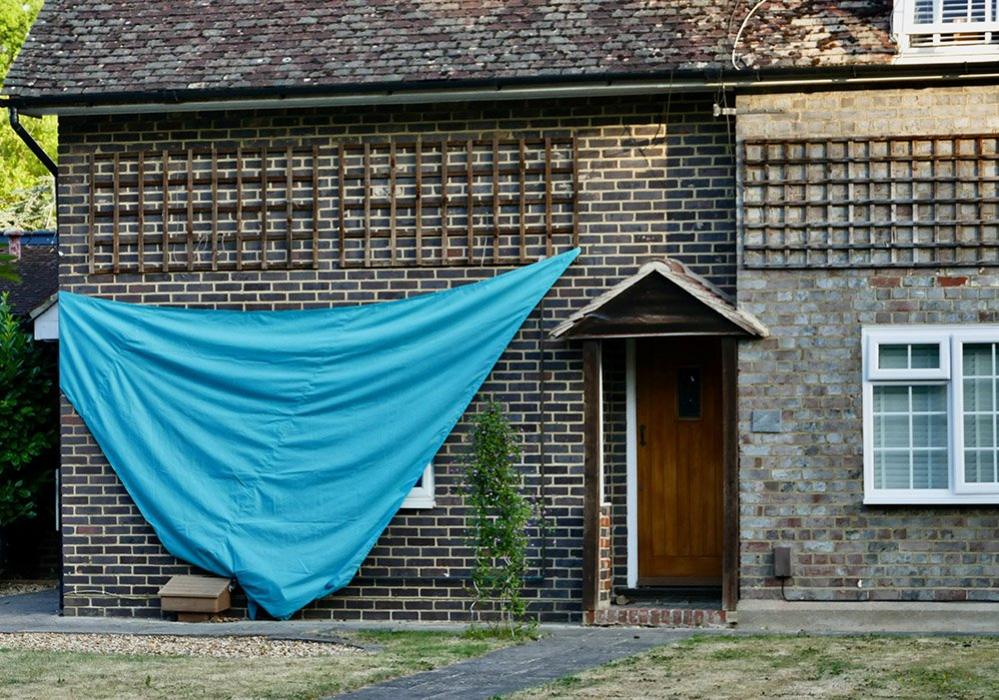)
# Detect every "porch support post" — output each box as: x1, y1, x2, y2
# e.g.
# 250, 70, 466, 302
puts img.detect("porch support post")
581, 340, 603, 616
721, 337, 739, 612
